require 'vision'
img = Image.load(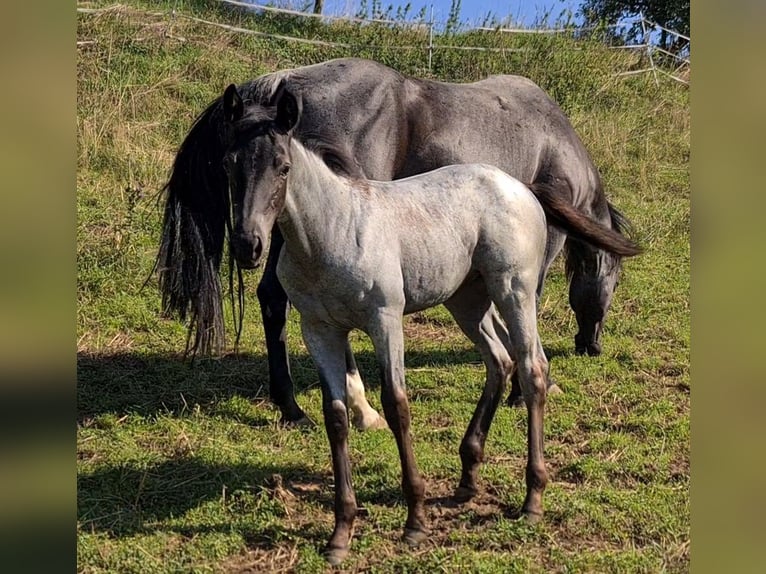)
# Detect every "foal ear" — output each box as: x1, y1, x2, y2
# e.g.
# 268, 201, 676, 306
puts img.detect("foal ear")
223, 84, 244, 123
270, 80, 302, 134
